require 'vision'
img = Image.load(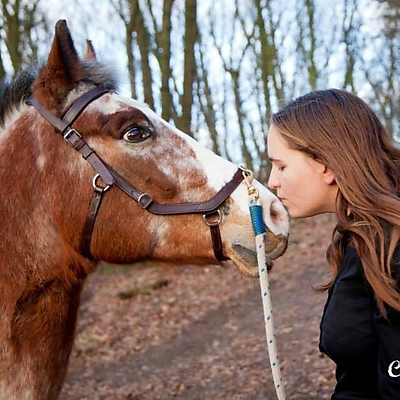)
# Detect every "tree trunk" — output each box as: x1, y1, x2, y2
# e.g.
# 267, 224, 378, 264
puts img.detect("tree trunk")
159, 0, 174, 122
231, 70, 254, 171
254, 0, 273, 123
124, 0, 154, 109
305, 0, 318, 89
0, 45, 5, 79
2, 0, 23, 71
197, 42, 220, 155
1, 0, 48, 74
126, 25, 137, 99
180, 0, 198, 136
342, 0, 357, 92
